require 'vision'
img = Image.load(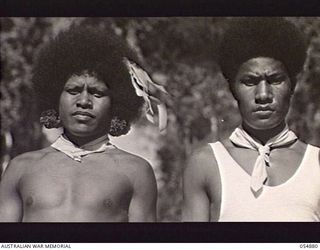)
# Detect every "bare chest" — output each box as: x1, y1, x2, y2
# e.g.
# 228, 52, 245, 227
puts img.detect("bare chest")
19, 157, 133, 212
